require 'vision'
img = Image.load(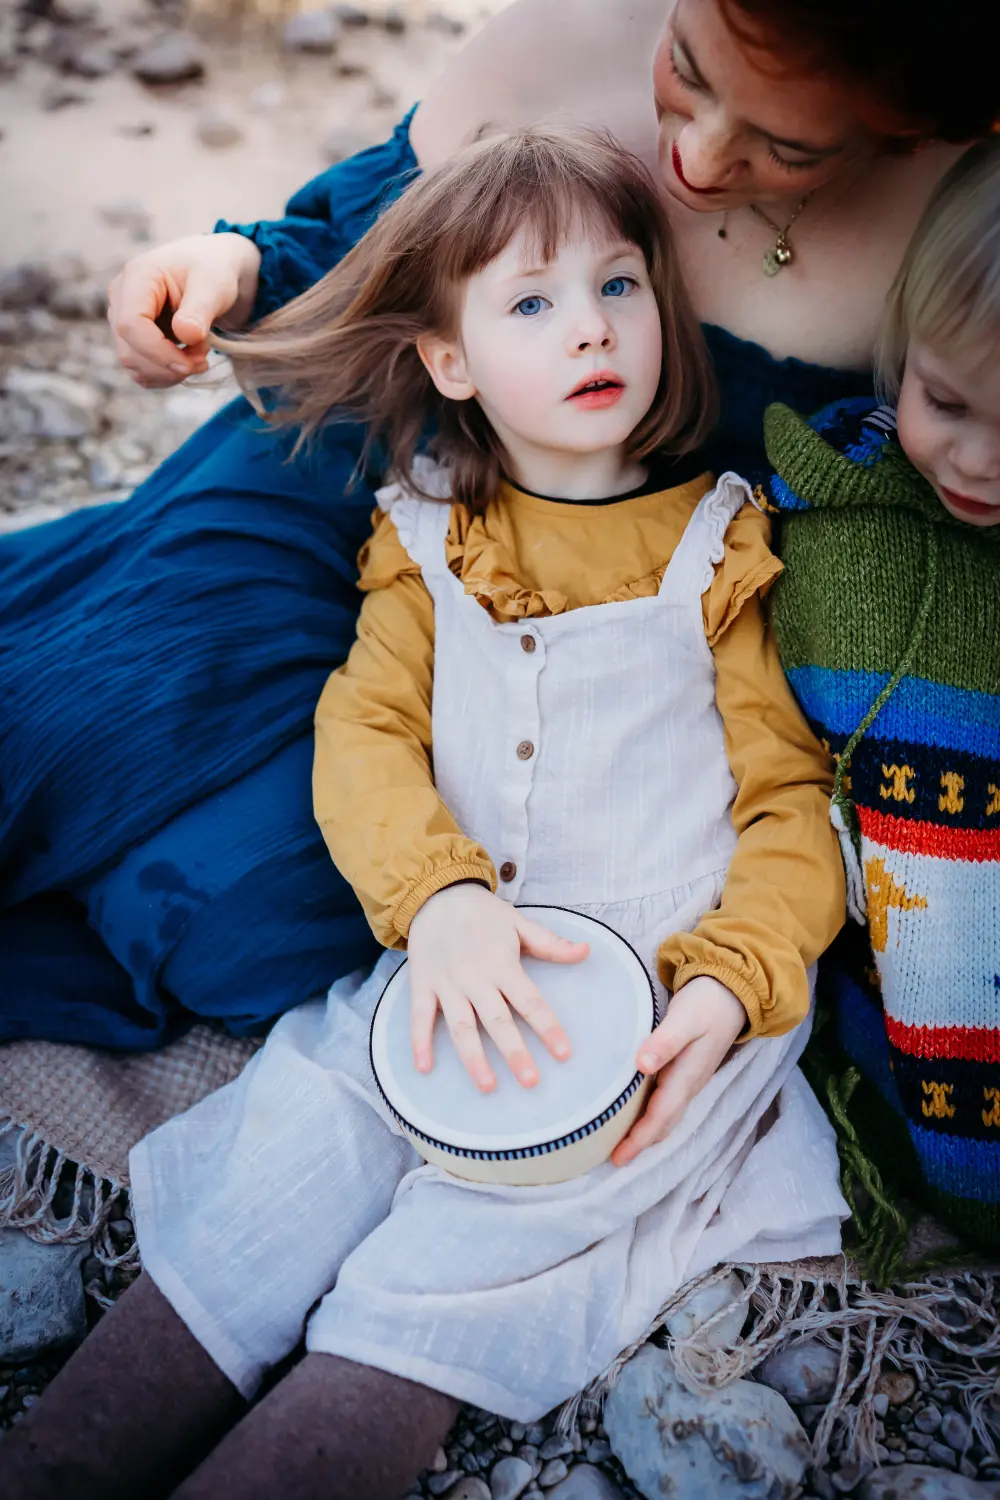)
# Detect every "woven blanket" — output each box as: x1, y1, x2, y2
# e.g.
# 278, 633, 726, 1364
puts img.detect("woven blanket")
0, 1027, 257, 1240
